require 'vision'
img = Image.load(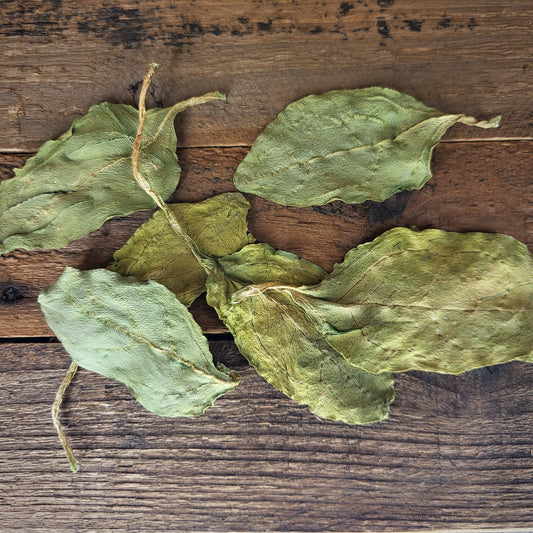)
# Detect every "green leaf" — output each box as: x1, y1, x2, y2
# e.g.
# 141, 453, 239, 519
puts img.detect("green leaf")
293, 228, 533, 374
109, 192, 255, 306
206, 244, 394, 424
0, 93, 224, 254
233, 88, 500, 206
39, 267, 238, 417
